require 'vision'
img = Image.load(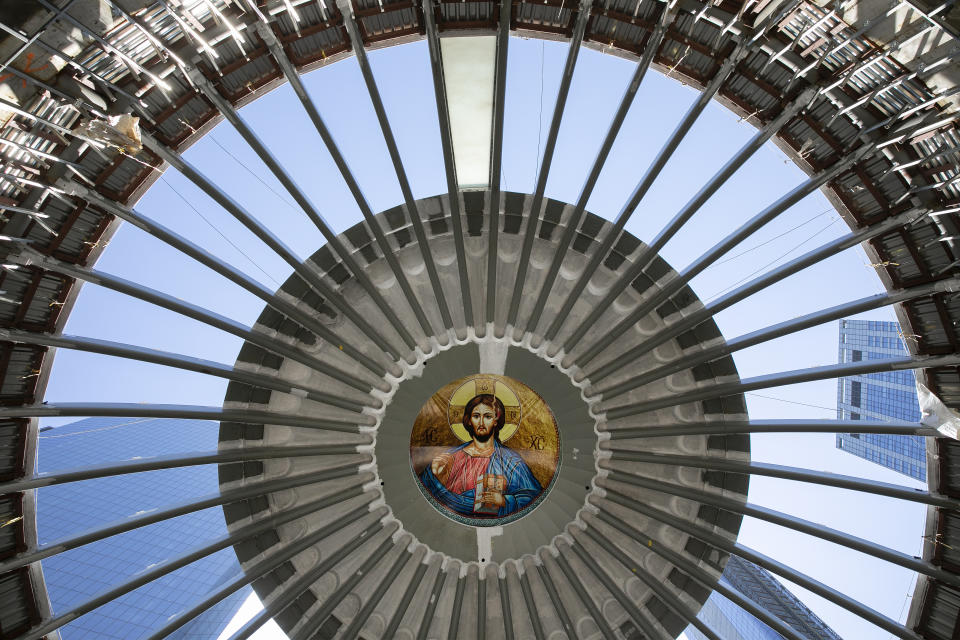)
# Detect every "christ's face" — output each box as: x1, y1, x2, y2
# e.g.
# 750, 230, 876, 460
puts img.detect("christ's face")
469, 402, 497, 442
